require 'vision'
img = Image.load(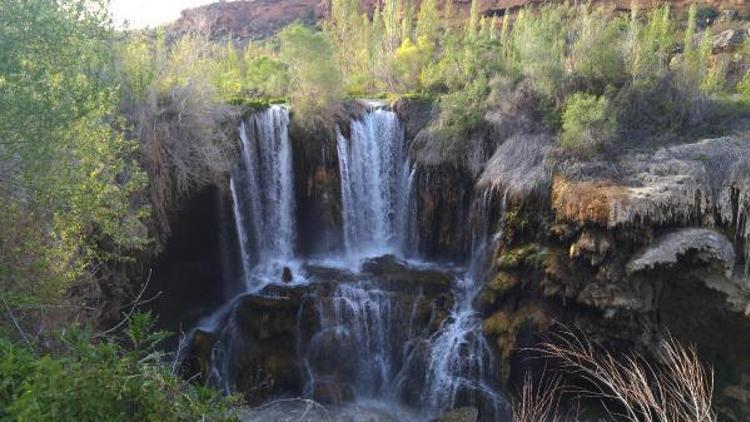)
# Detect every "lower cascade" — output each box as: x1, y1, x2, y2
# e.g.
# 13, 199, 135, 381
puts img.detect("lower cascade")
176, 104, 509, 421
